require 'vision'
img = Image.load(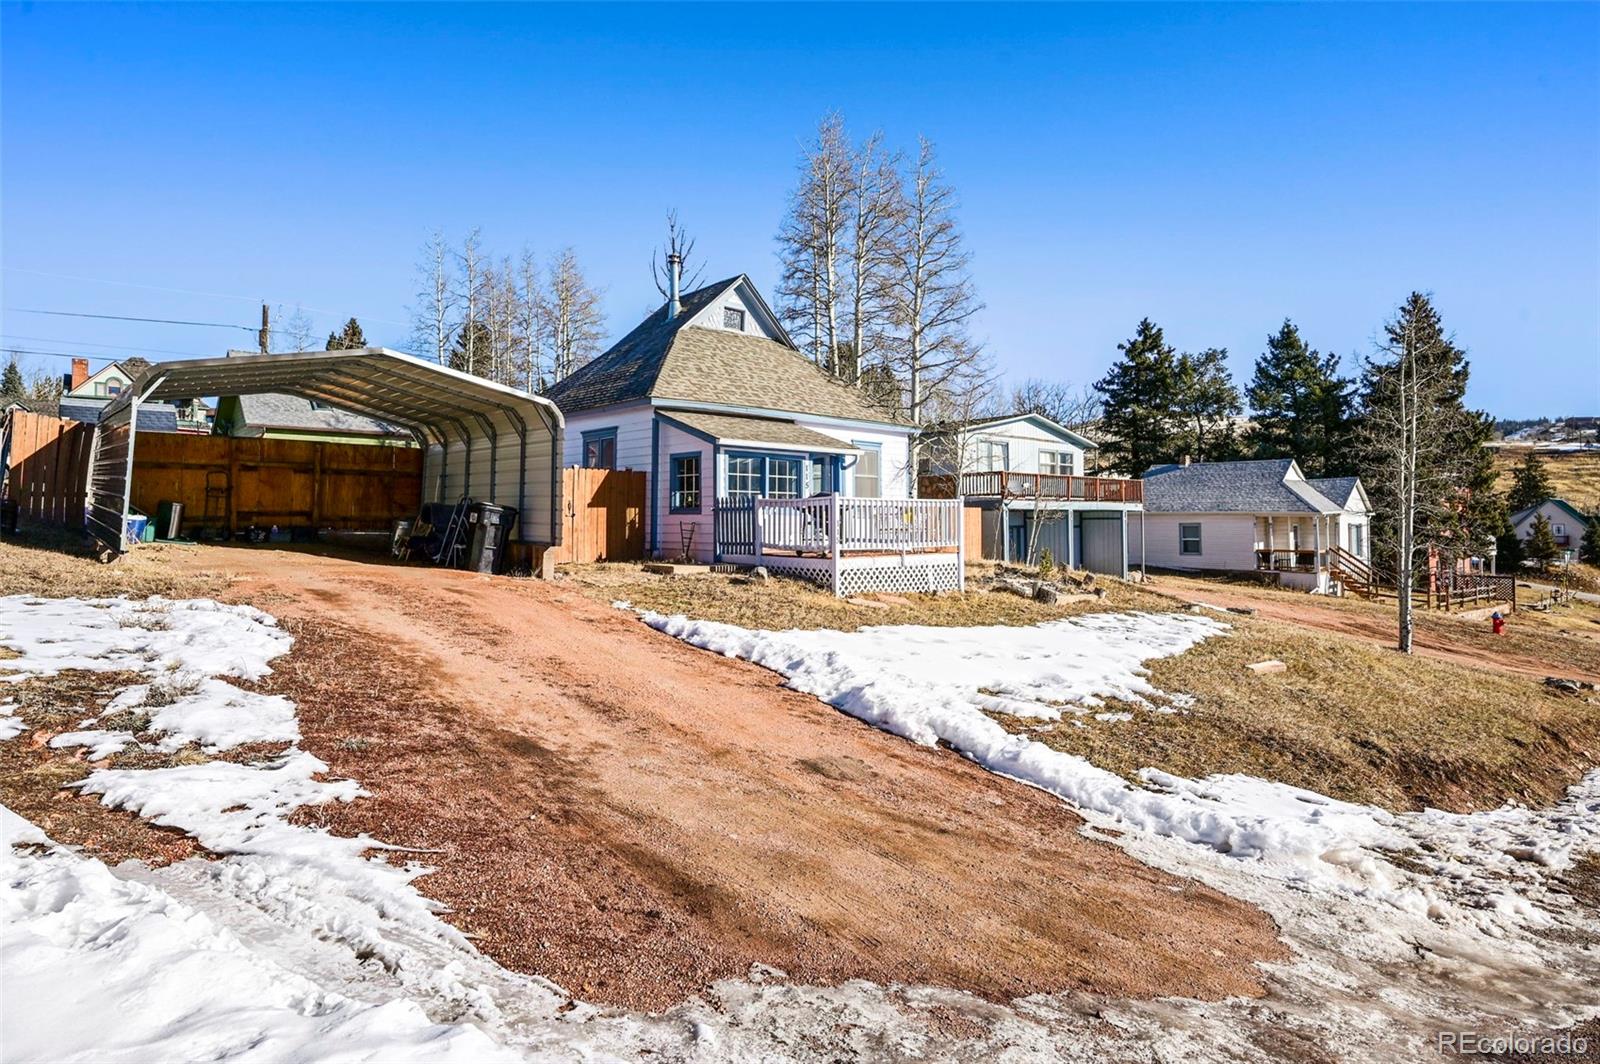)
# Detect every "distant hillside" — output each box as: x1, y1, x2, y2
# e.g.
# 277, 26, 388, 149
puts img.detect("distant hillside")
1492, 447, 1600, 515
